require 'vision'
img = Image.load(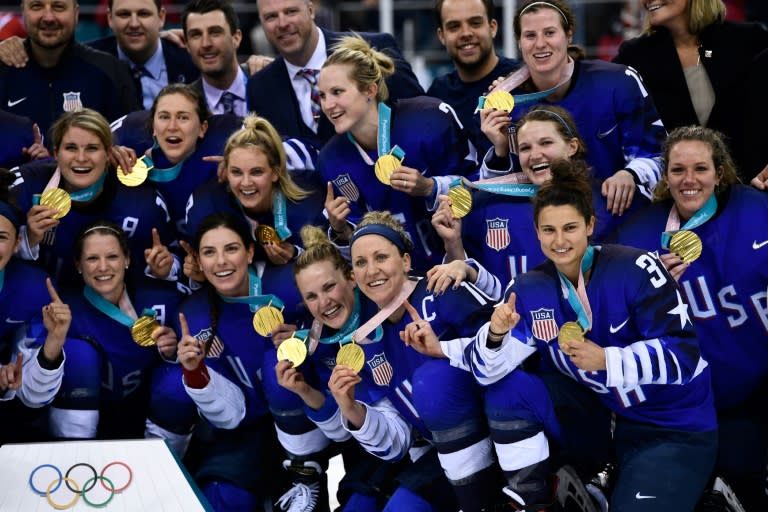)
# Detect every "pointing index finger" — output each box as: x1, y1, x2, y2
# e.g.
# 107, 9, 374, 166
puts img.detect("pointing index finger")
32, 123, 42, 144
178, 312, 190, 338
326, 181, 335, 202
179, 240, 194, 256
403, 300, 421, 322
152, 227, 162, 247
46, 278, 62, 304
